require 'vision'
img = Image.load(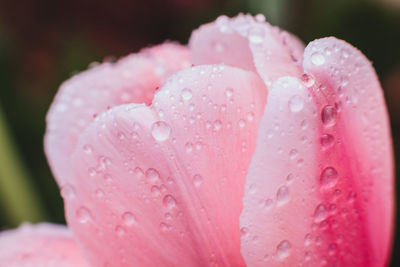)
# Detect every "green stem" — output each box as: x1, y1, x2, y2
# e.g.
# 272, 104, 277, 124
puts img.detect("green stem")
0, 105, 47, 226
